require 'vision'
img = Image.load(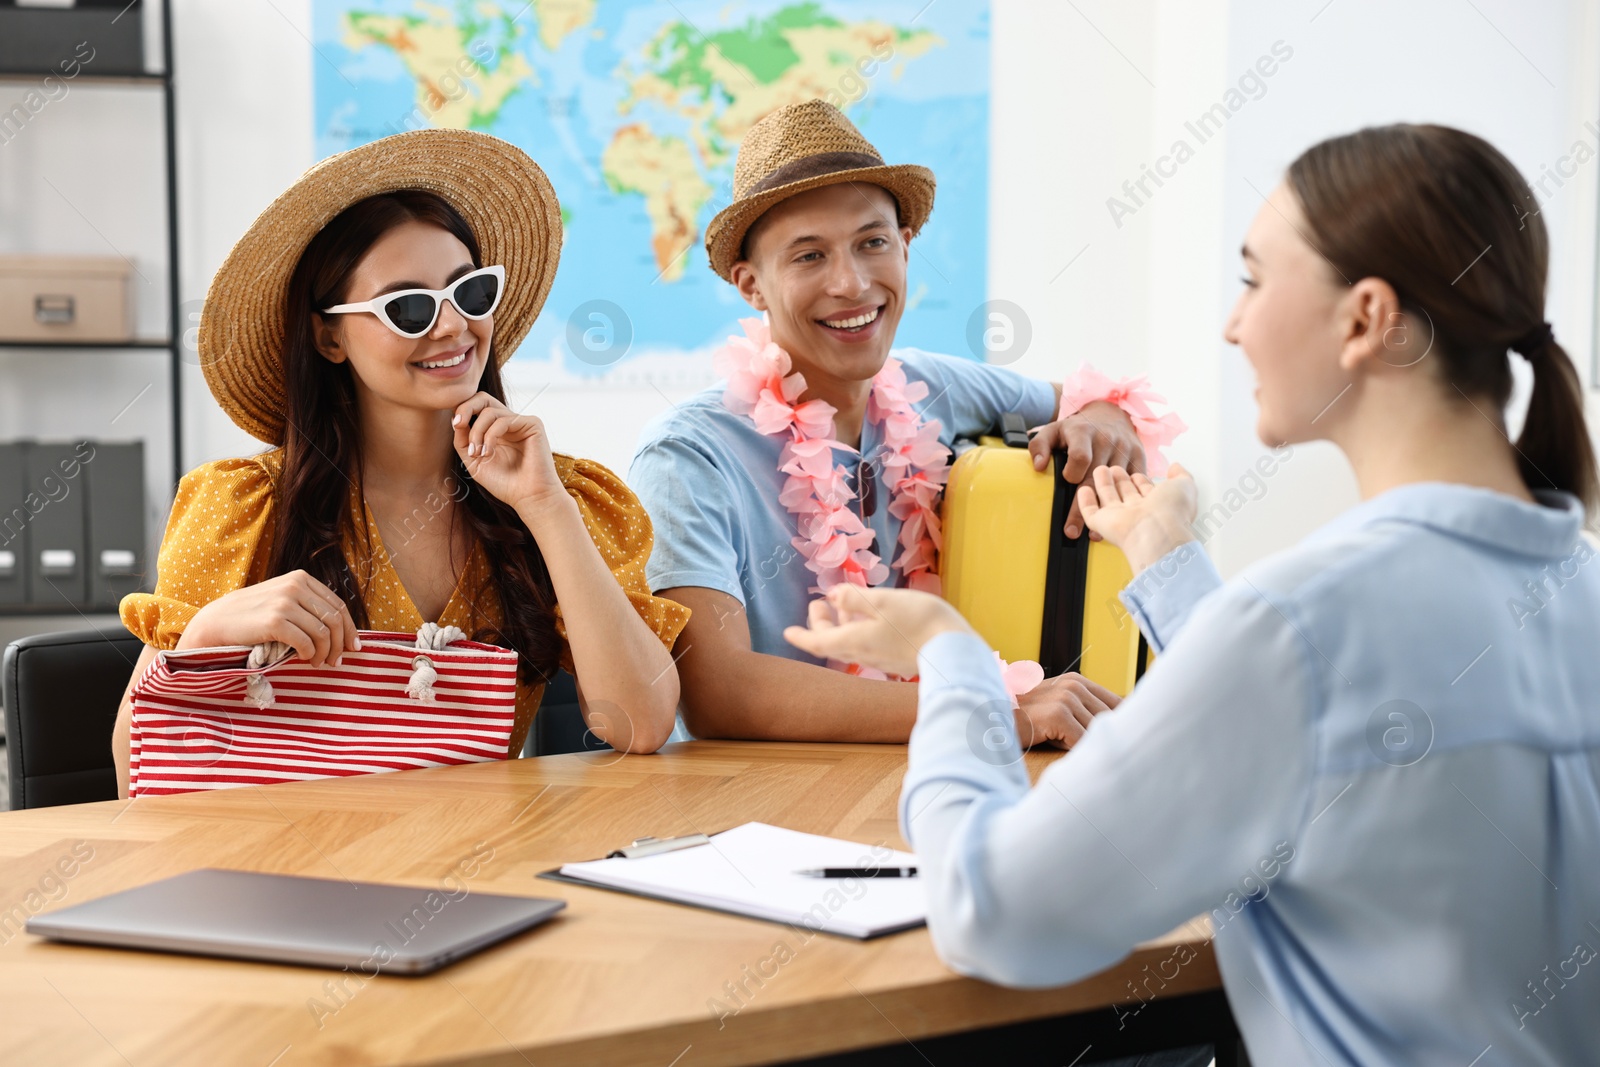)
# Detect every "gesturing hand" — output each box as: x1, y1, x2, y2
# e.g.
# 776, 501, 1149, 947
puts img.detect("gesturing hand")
452, 392, 565, 517
1076, 463, 1199, 575
1027, 400, 1146, 539
783, 584, 974, 678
